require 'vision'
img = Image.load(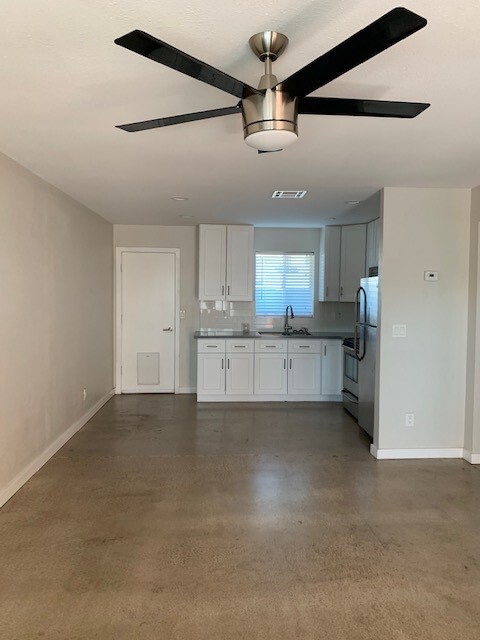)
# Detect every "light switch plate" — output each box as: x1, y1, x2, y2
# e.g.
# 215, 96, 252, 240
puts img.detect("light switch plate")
392, 324, 407, 338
